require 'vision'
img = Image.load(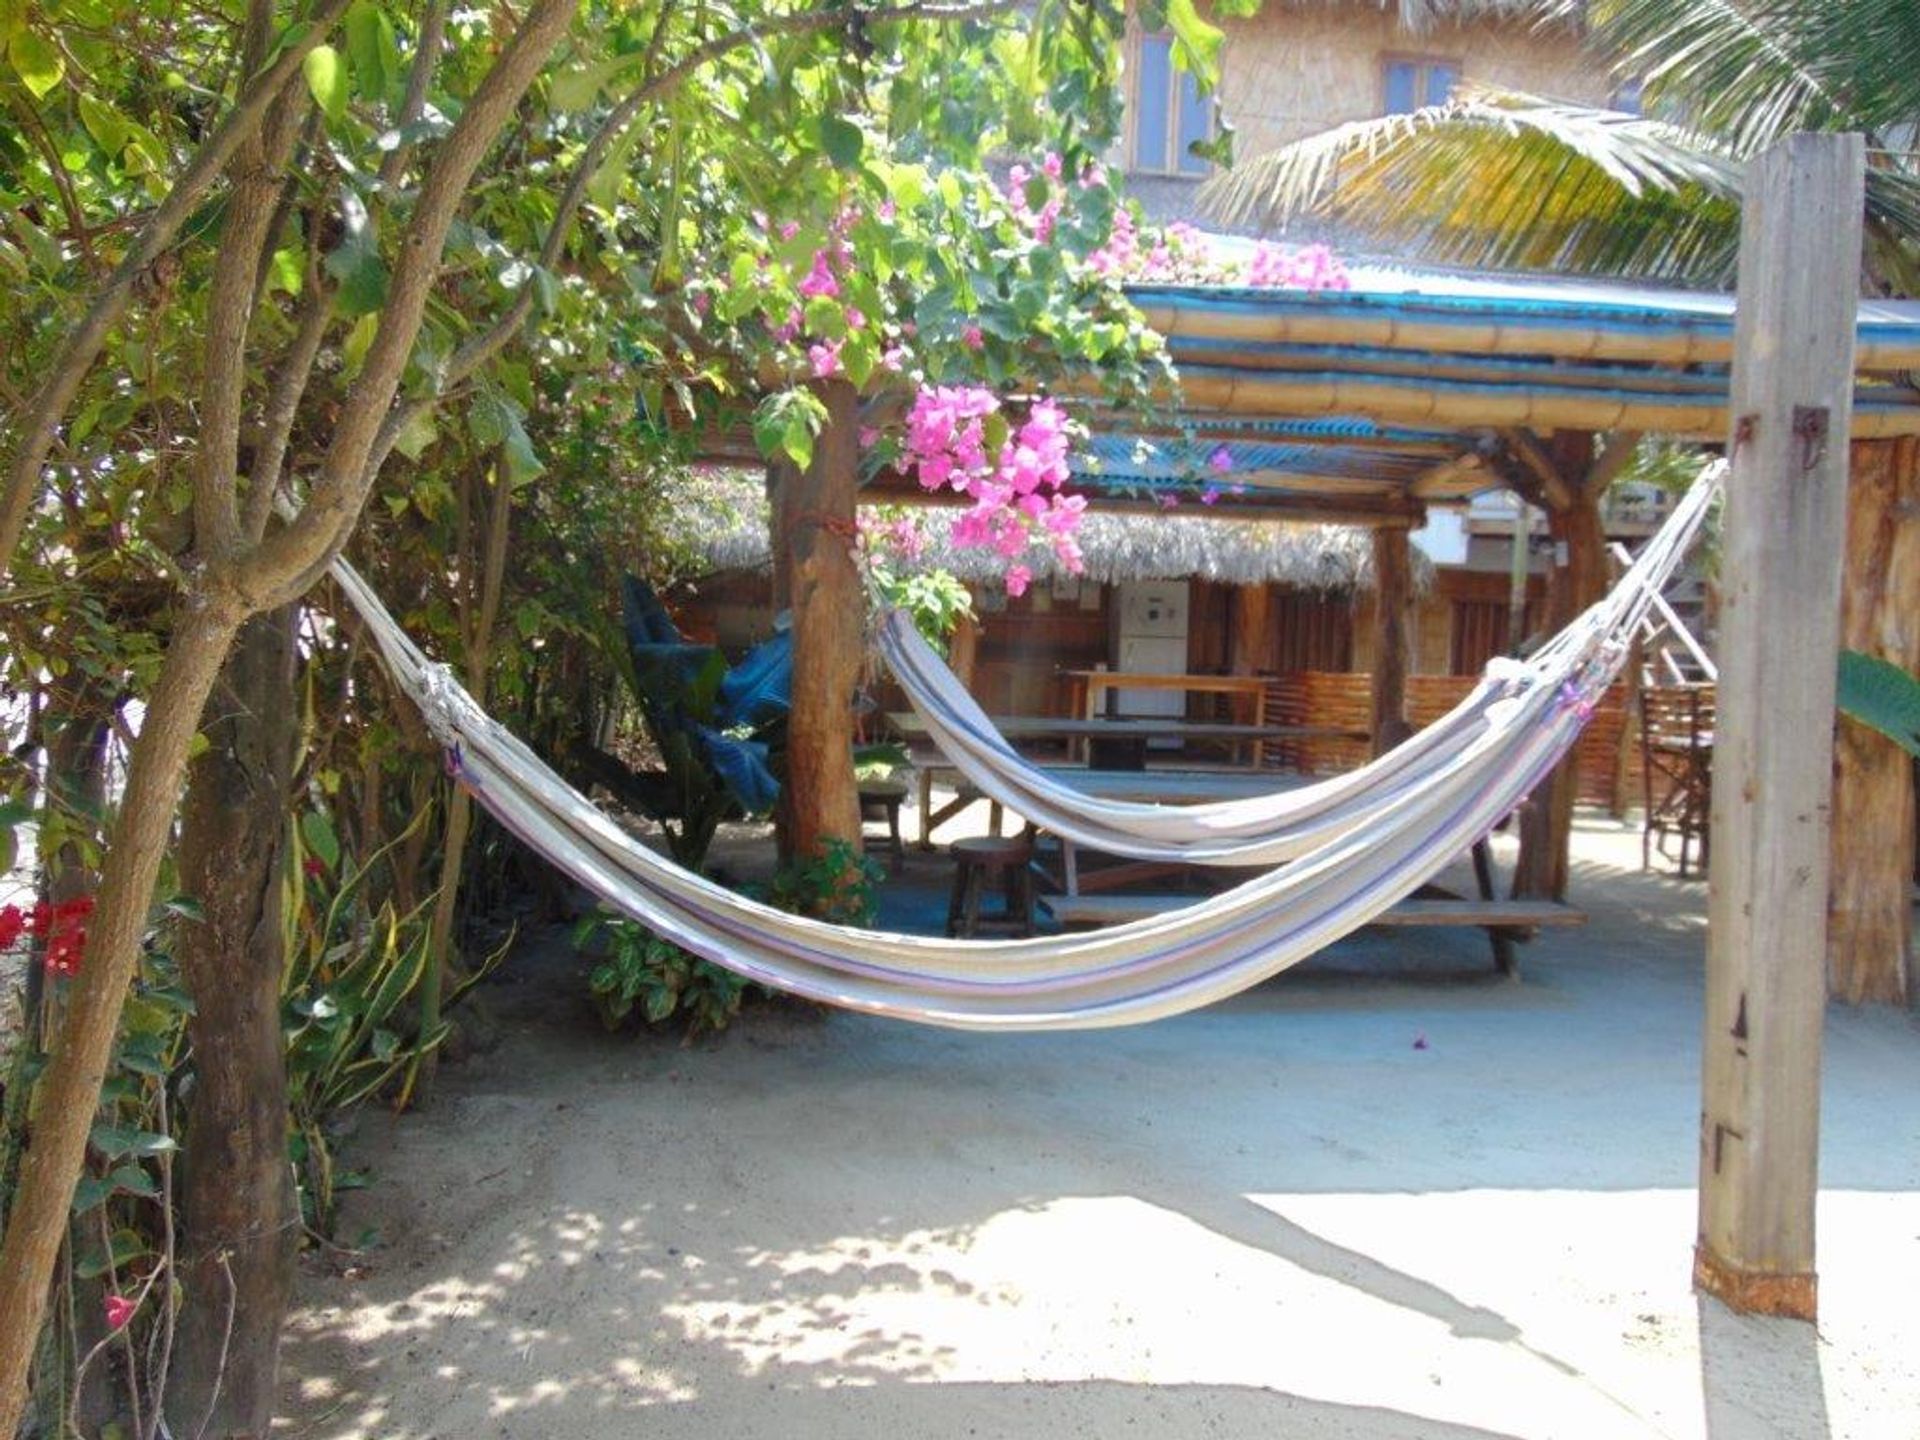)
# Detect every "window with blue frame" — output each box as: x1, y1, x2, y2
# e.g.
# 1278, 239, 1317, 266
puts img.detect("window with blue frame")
1381, 55, 1459, 115
1130, 32, 1214, 175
